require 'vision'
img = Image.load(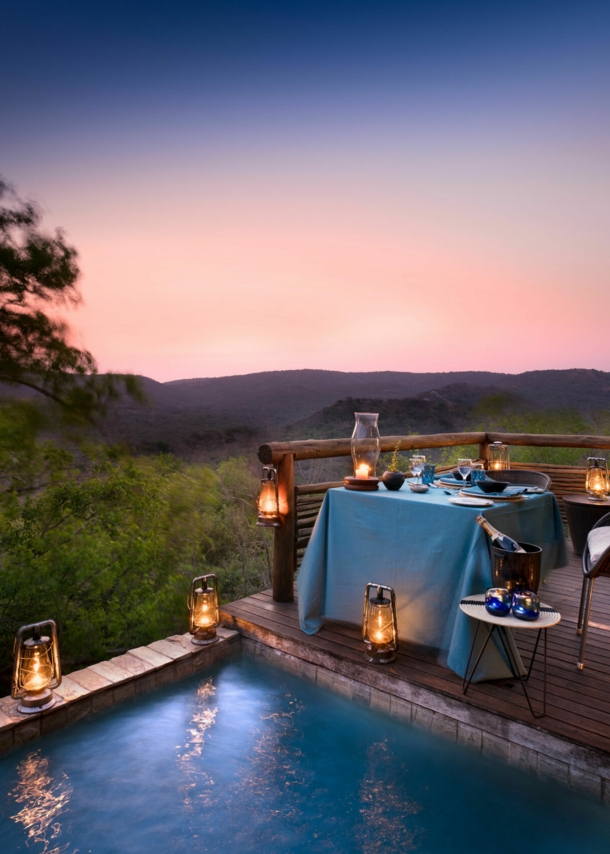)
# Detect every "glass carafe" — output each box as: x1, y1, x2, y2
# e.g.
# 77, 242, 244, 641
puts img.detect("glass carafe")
351, 413, 380, 478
